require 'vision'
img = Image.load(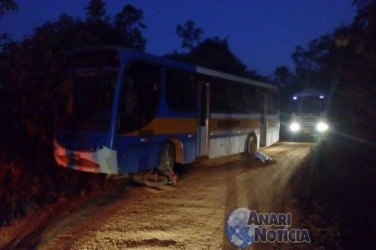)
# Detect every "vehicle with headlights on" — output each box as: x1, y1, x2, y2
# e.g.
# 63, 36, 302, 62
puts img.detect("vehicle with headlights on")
288, 90, 329, 139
